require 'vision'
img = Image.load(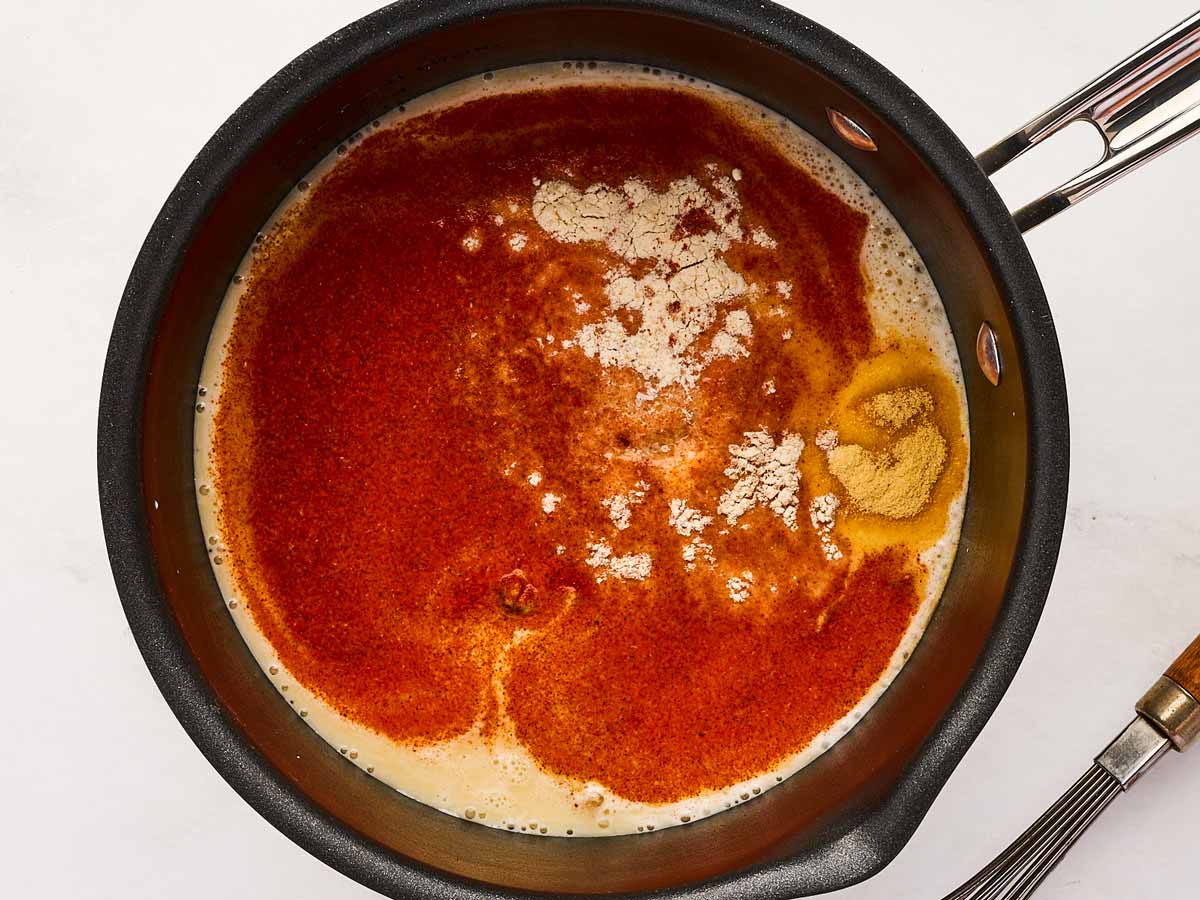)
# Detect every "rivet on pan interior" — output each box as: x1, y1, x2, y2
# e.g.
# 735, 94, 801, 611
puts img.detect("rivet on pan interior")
827, 109, 877, 152
976, 322, 1002, 386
